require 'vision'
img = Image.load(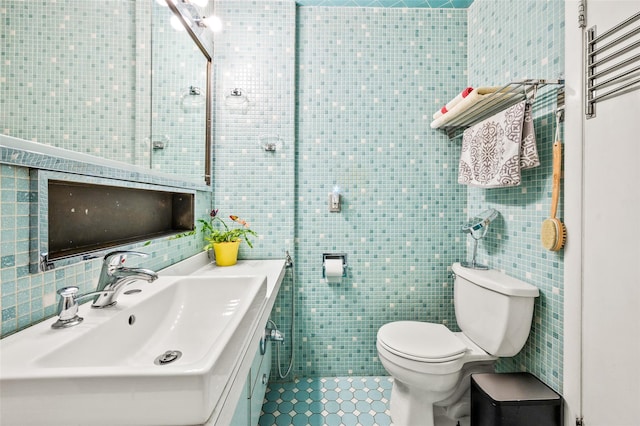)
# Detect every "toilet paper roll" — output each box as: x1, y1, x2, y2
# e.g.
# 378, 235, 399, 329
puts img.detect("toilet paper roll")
324, 258, 343, 284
